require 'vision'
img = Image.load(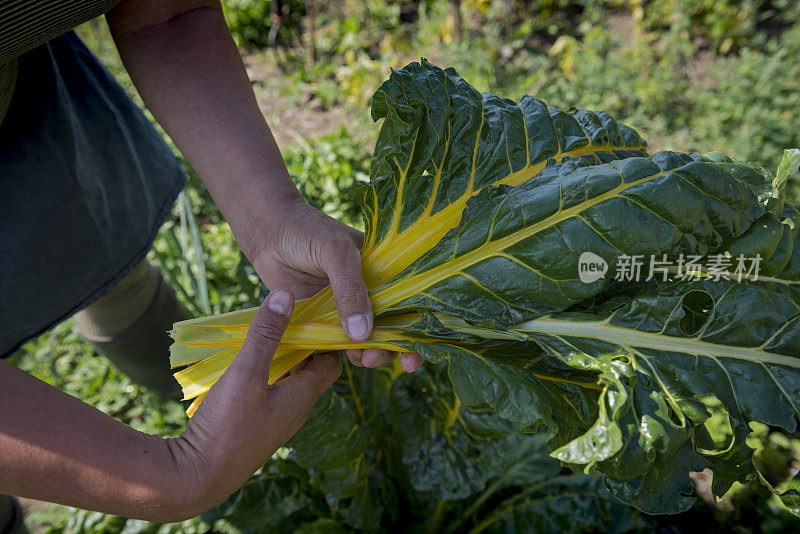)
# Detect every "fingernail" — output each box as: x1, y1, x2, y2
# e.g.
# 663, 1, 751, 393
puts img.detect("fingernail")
267, 289, 292, 315
402, 352, 422, 373
346, 314, 369, 340
362, 351, 379, 367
